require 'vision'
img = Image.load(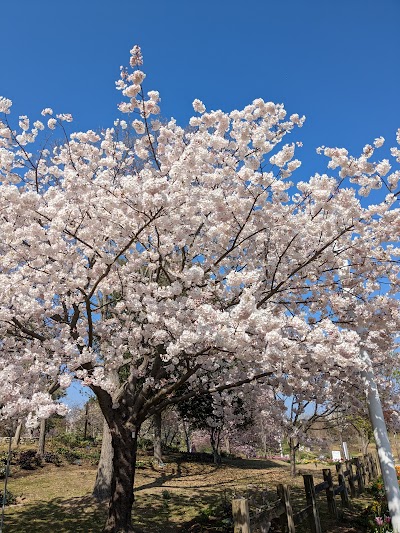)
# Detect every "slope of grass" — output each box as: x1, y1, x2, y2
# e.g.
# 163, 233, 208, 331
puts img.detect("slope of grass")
1, 456, 372, 532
